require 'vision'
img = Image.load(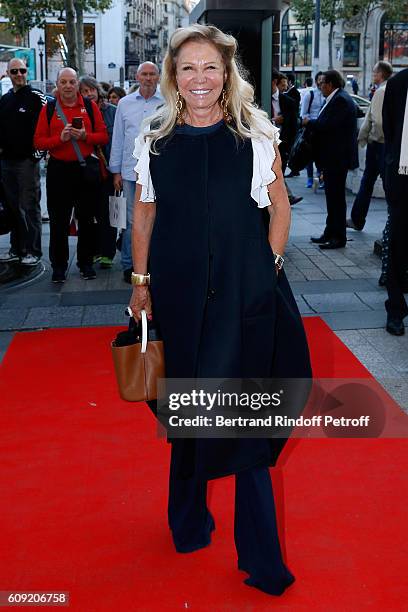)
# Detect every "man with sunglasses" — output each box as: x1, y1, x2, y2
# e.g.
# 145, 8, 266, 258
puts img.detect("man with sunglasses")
0, 58, 46, 266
